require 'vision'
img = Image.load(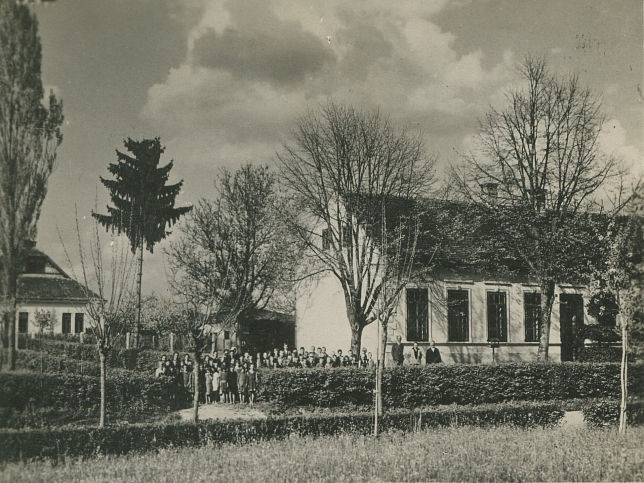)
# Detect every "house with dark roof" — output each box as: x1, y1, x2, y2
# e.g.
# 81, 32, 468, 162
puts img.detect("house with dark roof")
295, 198, 599, 363
14, 241, 95, 343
